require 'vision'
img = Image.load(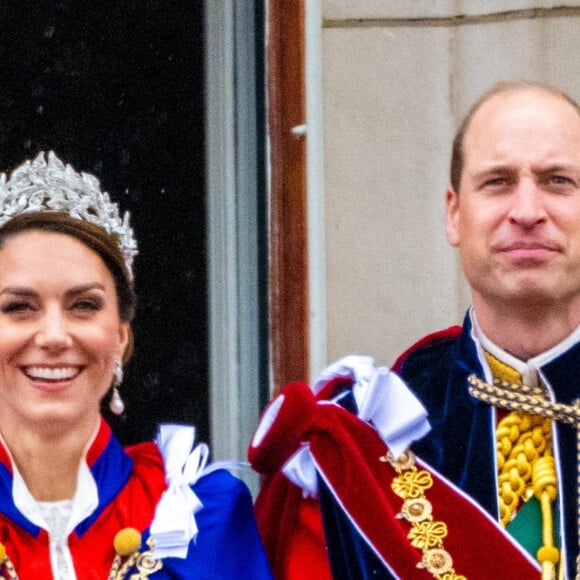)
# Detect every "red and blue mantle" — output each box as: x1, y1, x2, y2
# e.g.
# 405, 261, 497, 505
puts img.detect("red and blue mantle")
0, 420, 271, 579
250, 311, 575, 578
